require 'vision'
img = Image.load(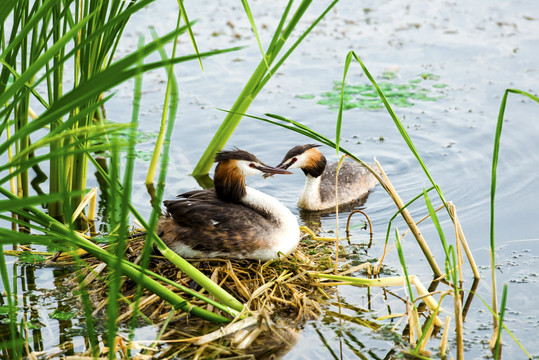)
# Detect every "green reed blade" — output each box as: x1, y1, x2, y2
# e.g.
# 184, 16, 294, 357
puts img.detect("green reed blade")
241, 111, 378, 173
241, 0, 269, 70
0, 207, 231, 324
145, 24, 180, 185
0, 0, 16, 25
0, 6, 91, 106
128, 35, 147, 346
105, 137, 121, 357
177, 2, 202, 69
496, 284, 509, 359
395, 228, 415, 304
489, 88, 539, 329
348, 51, 442, 195
192, 0, 339, 177
0, 193, 80, 212
335, 51, 353, 156
0, 233, 18, 358
423, 188, 449, 256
